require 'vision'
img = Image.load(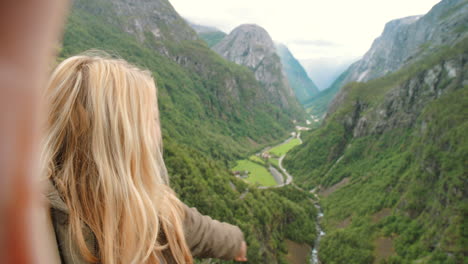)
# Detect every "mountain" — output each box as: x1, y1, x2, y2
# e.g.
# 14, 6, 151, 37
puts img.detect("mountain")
283, 0, 468, 263
187, 20, 227, 47
189, 22, 315, 107
61, 0, 316, 262
213, 24, 304, 114
276, 43, 319, 104
306, 0, 468, 117
346, 0, 468, 83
